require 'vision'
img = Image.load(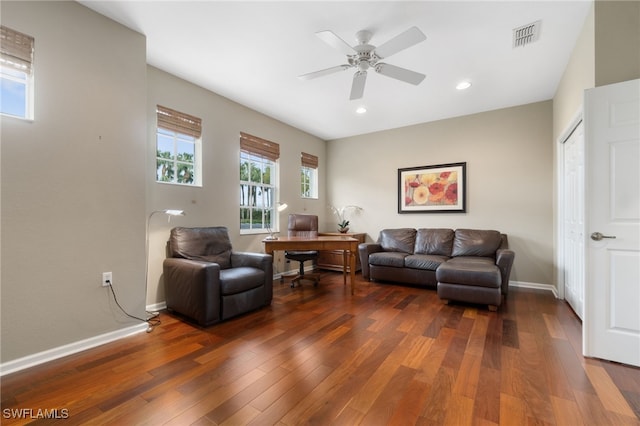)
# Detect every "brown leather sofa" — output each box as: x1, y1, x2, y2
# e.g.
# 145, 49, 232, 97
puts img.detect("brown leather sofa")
359, 228, 514, 310
163, 226, 273, 326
